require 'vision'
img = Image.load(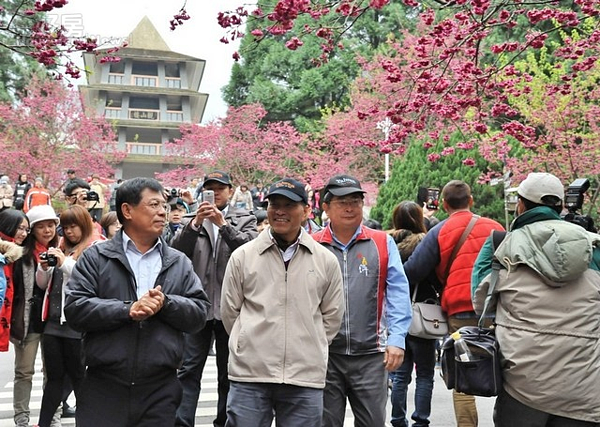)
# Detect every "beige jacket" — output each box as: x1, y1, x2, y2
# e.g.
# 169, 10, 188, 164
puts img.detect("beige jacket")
221, 228, 344, 389
474, 220, 600, 422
